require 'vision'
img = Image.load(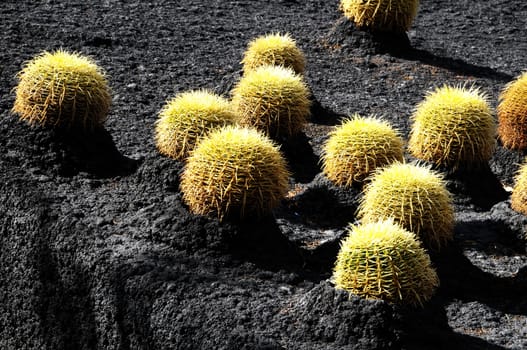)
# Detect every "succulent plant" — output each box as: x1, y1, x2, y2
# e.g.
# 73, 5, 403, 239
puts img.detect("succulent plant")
511, 158, 527, 215
321, 114, 404, 186
340, 0, 420, 32
358, 162, 454, 250
408, 85, 496, 170
180, 125, 290, 221
498, 72, 527, 150
241, 33, 306, 75
231, 65, 311, 140
12, 49, 111, 129
333, 219, 439, 306
155, 90, 237, 160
